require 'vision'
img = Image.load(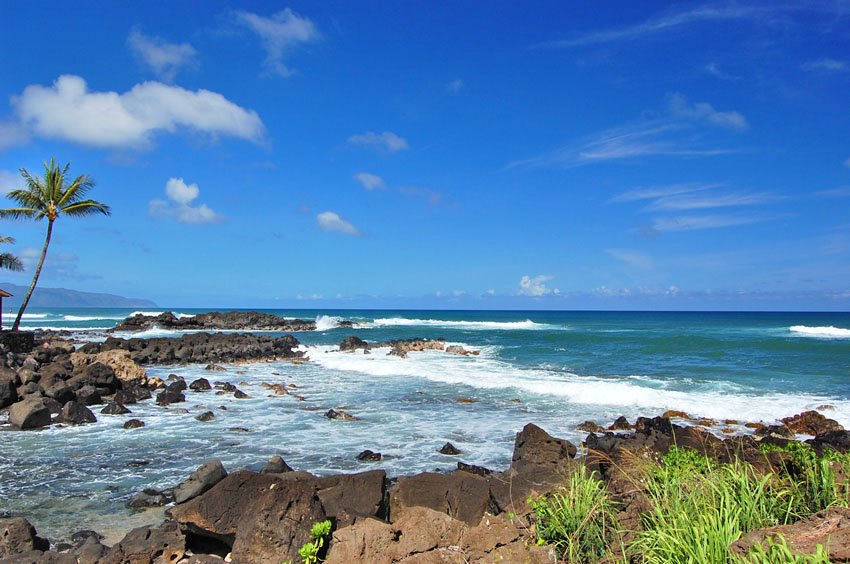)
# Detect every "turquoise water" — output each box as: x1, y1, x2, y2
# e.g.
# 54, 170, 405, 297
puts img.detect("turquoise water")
1, 308, 849, 541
